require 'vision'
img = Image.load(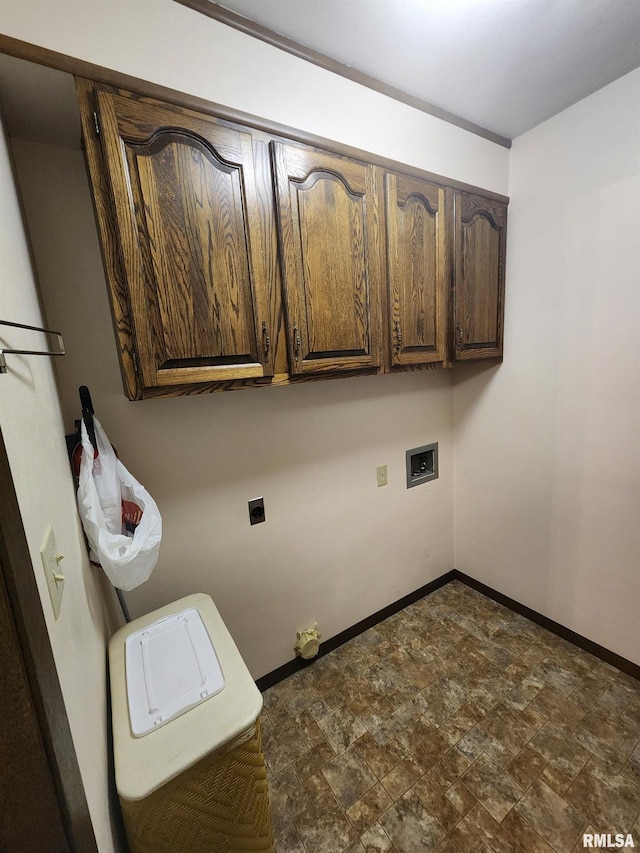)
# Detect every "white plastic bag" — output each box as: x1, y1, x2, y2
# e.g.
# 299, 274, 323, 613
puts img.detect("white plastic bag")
77, 417, 162, 591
